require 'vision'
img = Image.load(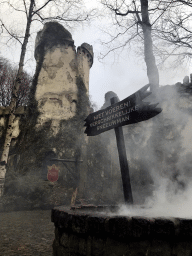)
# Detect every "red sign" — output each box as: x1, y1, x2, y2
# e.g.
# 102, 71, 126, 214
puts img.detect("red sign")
47, 164, 59, 182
